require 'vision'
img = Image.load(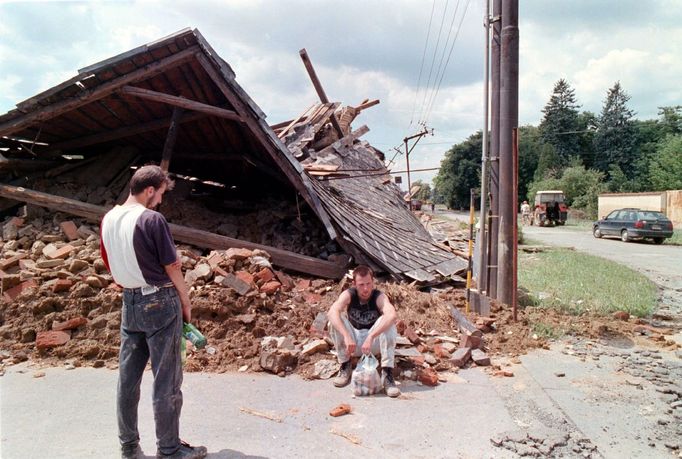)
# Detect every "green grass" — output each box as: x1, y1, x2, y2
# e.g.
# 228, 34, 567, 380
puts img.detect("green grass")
518, 248, 657, 317
667, 229, 682, 246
